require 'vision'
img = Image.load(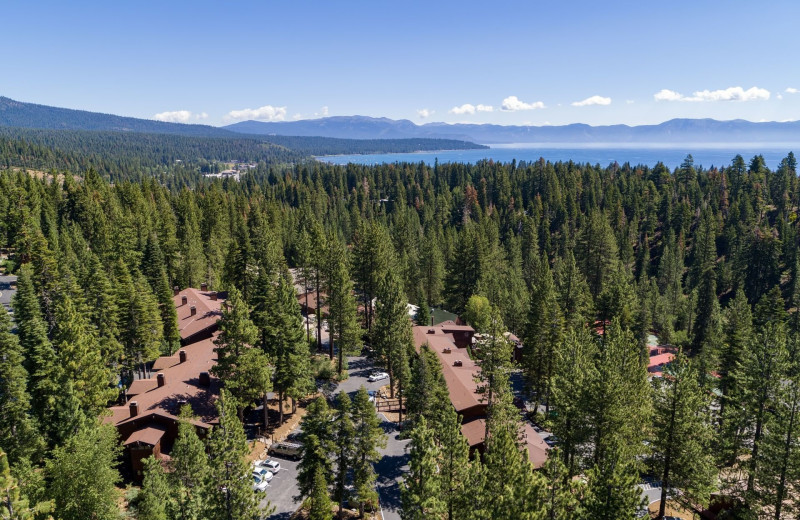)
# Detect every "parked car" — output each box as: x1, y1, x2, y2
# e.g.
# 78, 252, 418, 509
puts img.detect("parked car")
268, 442, 303, 460
367, 372, 389, 382
544, 435, 560, 447
252, 476, 269, 492
253, 468, 274, 482
258, 459, 281, 473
